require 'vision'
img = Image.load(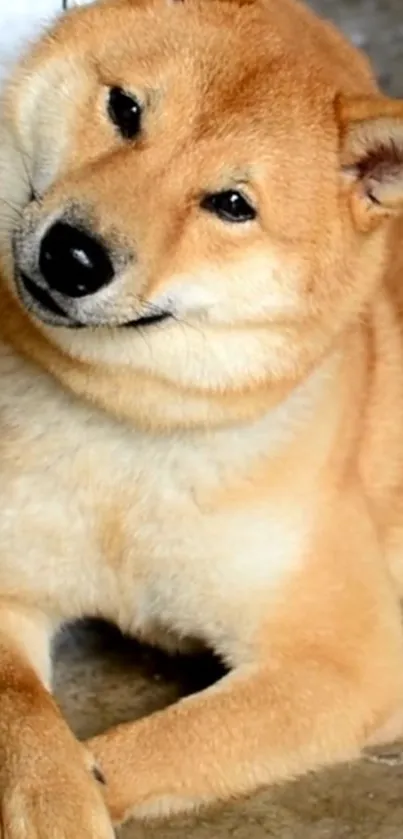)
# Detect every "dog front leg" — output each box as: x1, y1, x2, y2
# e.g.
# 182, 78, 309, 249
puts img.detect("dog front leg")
0, 599, 113, 838
89, 625, 403, 826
